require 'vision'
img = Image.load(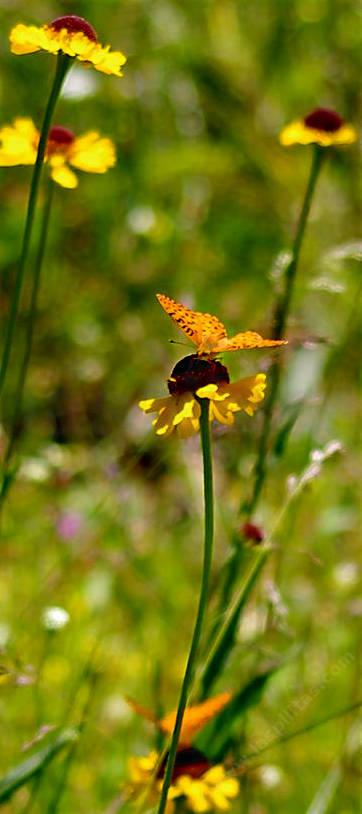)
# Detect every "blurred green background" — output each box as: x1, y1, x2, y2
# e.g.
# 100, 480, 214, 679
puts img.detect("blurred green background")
0, 1, 360, 812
